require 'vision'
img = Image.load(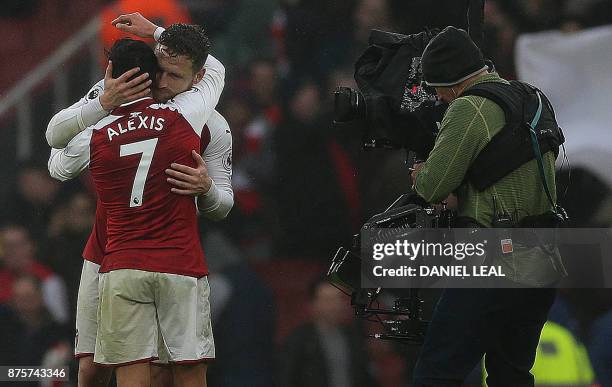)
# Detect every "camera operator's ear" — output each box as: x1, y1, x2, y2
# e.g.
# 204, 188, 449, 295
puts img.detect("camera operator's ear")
193, 68, 205, 85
